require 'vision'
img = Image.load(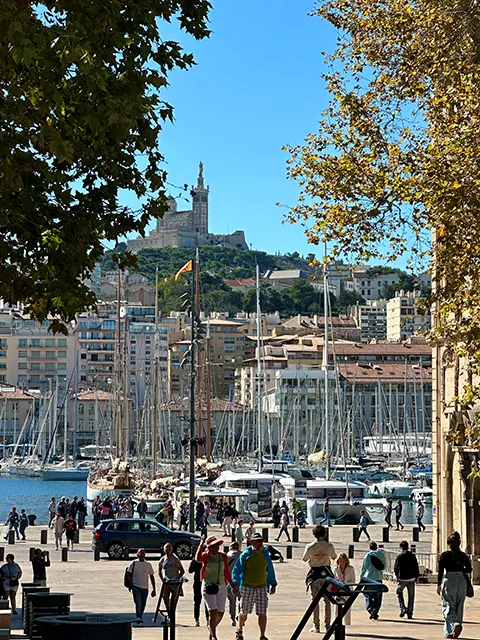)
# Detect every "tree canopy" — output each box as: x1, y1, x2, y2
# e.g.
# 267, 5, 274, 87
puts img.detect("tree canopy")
0, 0, 210, 331
285, 1, 480, 424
